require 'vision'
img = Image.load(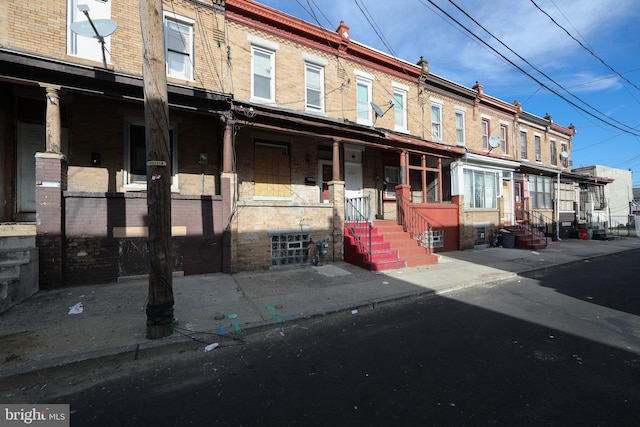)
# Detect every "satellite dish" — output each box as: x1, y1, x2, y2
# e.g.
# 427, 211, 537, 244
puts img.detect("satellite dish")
488, 135, 500, 148
370, 102, 385, 117
560, 151, 569, 159
71, 19, 118, 38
